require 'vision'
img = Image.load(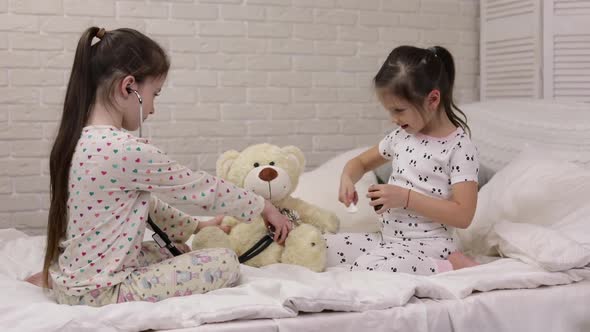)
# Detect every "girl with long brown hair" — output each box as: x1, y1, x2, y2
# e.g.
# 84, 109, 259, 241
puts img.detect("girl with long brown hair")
30, 27, 291, 306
